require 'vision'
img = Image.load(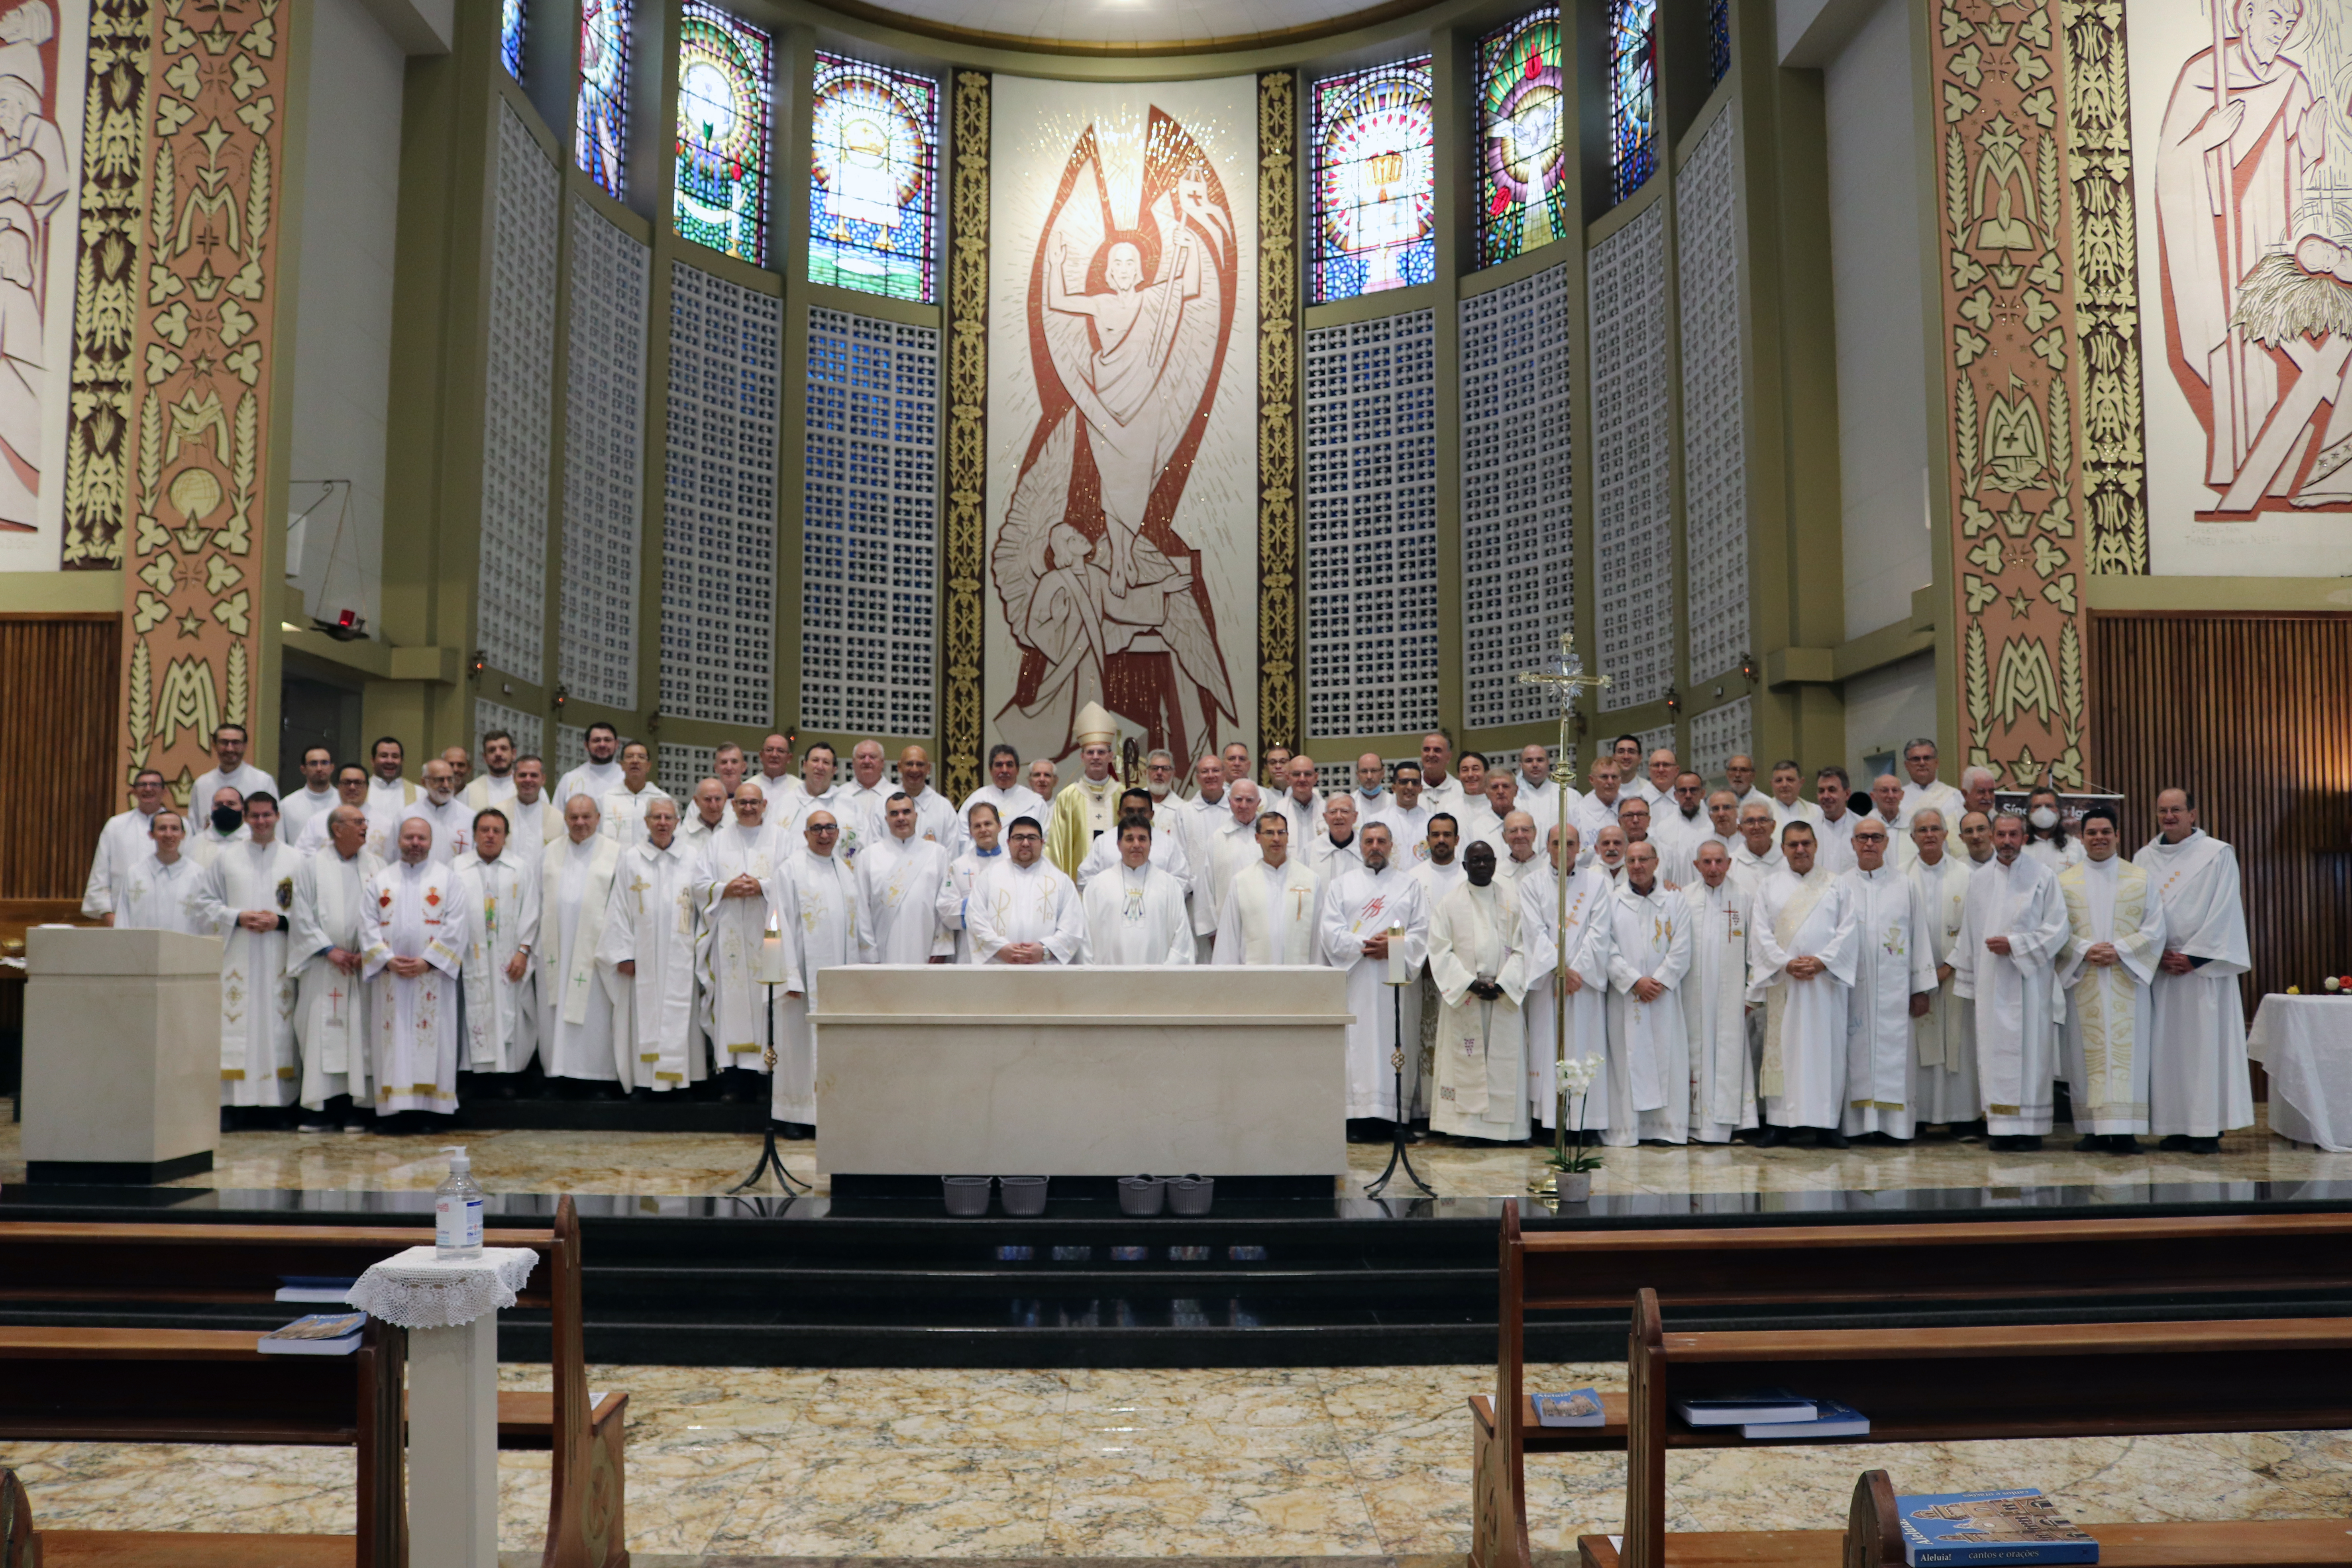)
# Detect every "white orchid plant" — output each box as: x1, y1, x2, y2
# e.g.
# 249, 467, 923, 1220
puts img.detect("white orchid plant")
1547, 1053, 1604, 1174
